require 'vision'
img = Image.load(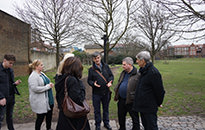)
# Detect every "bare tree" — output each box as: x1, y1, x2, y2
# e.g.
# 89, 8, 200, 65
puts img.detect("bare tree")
131, 0, 176, 64
77, 0, 137, 63
15, 0, 80, 66
152, 0, 205, 42
118, 32, 143, 57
